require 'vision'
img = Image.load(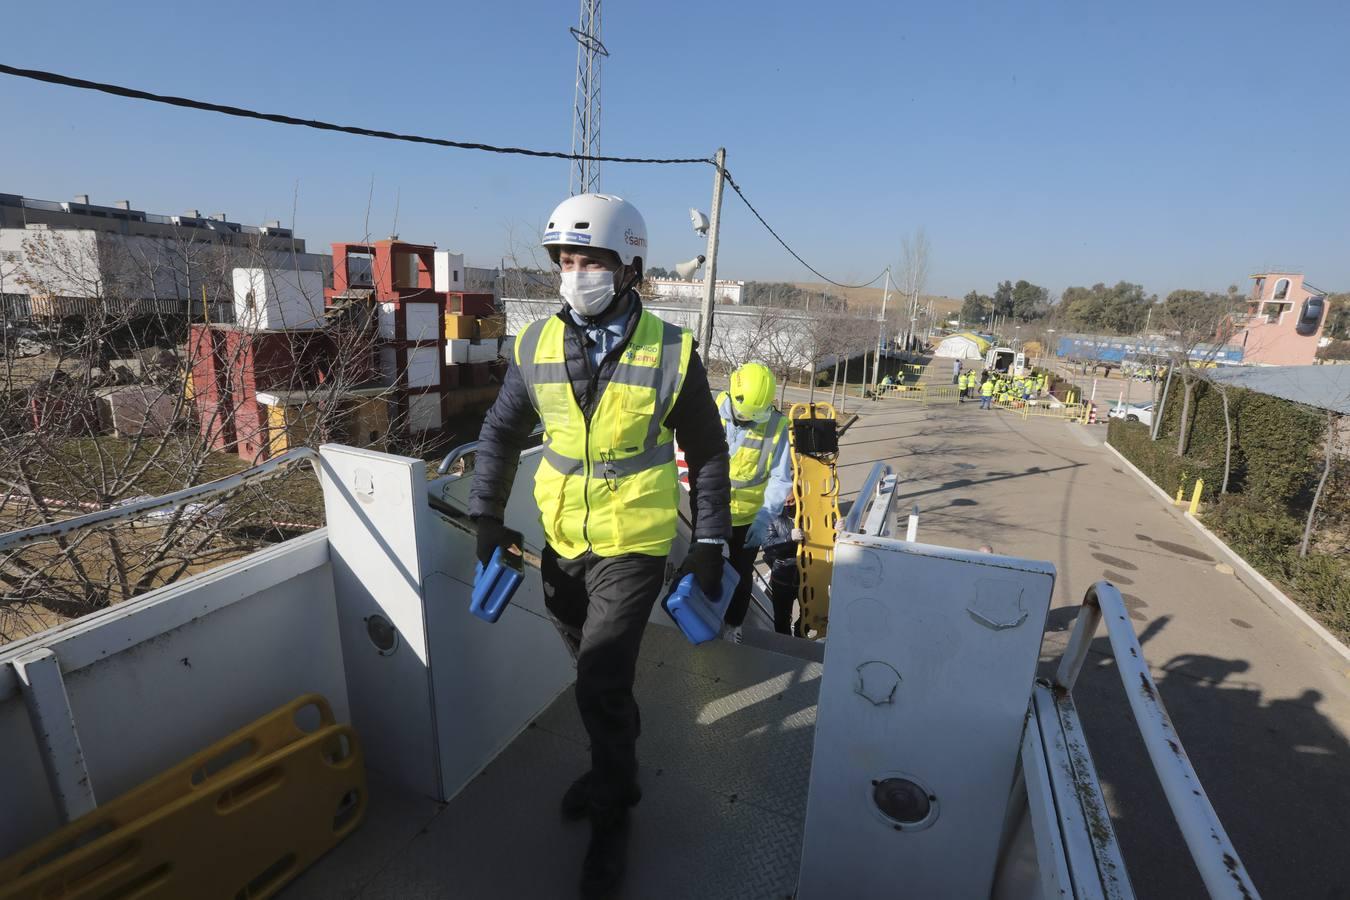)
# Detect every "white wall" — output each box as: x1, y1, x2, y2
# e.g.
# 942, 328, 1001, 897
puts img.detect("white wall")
647, 278, 744, 305
503, 298, 815, 370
